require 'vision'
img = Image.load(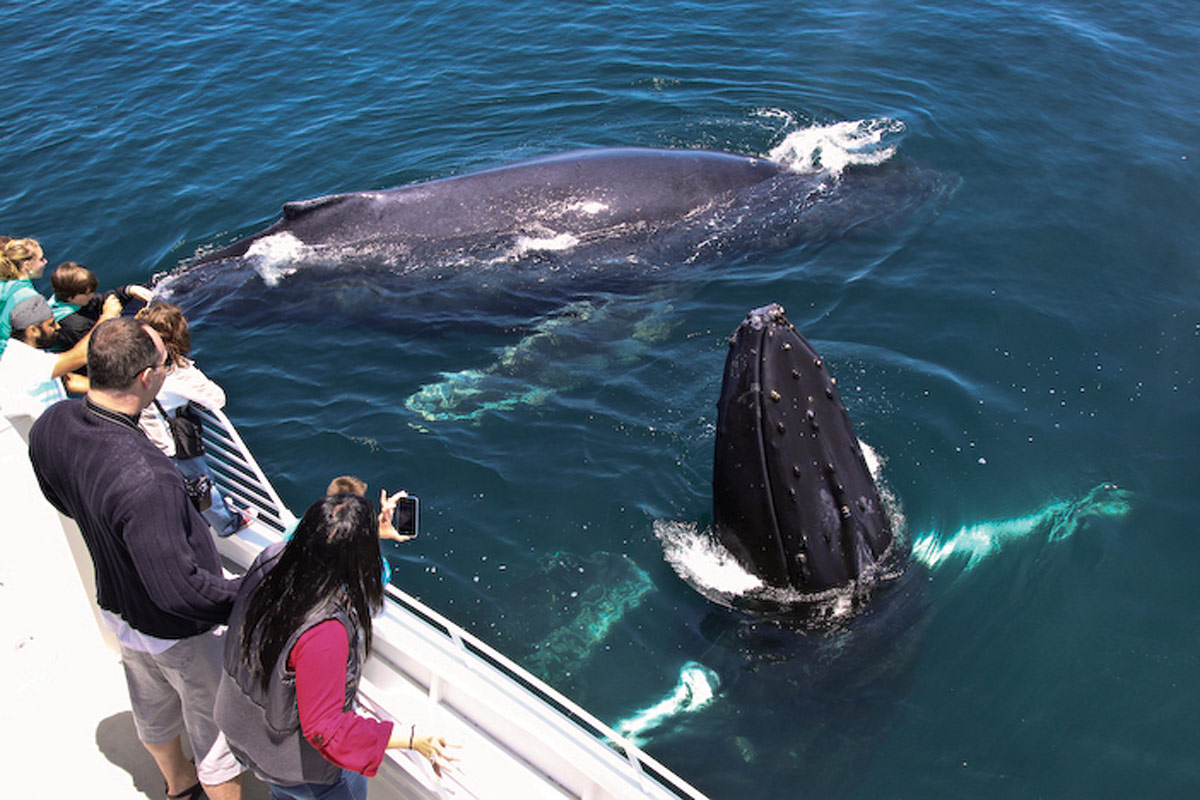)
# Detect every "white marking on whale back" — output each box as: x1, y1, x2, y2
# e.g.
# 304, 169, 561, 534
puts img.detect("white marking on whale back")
514, 231, 581, 253
573, 200, 610, 215
767, 117, 906, 176
245, 231, 308, 286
